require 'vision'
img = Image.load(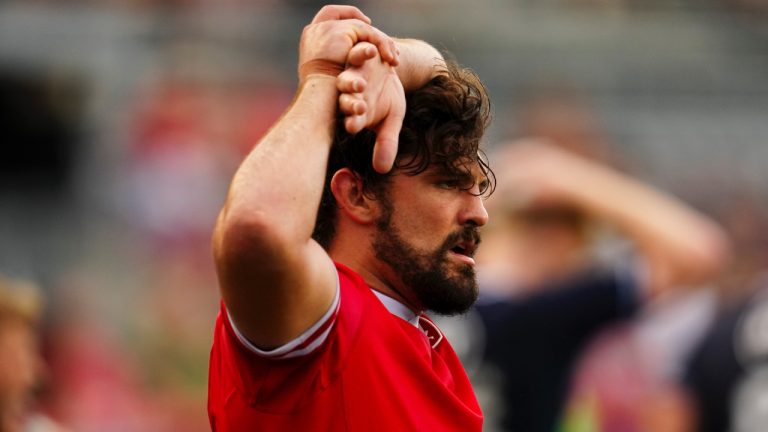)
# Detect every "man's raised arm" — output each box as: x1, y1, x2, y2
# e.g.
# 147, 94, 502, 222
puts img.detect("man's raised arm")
212, 5, 399, 350
491, 140, 731, 296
